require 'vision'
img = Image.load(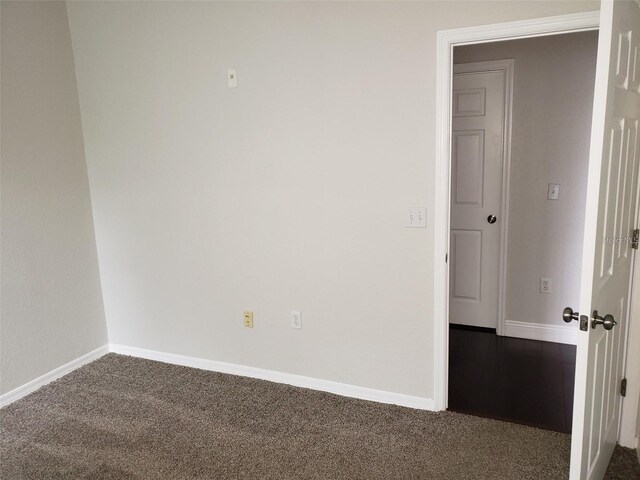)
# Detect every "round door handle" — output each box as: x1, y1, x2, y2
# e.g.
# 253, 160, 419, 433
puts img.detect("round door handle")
591, 310, 617, 330
563, 307, 579, 323
487, 215, 497, 224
